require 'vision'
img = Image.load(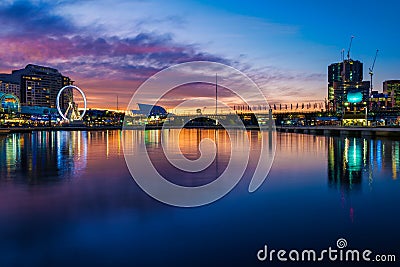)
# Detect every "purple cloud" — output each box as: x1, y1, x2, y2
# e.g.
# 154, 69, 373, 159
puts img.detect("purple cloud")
0, 1, 325, 109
